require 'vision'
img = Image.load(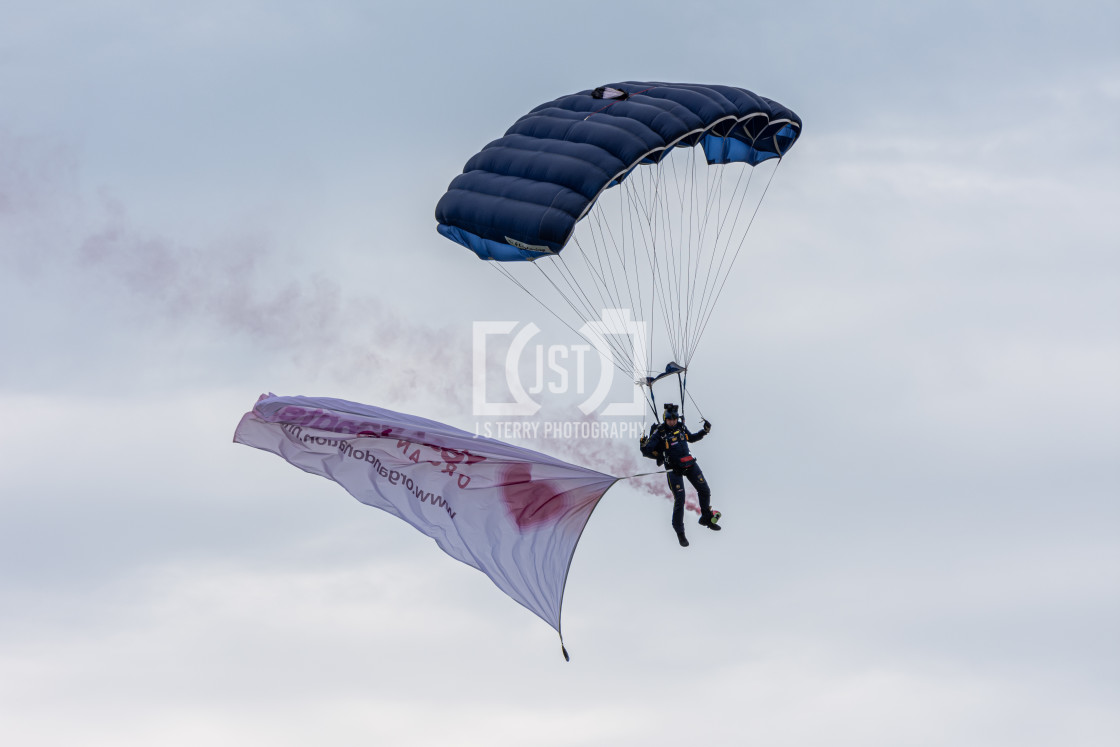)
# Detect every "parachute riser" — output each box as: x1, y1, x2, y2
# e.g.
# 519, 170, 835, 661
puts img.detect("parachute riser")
677, 372, 686, 423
